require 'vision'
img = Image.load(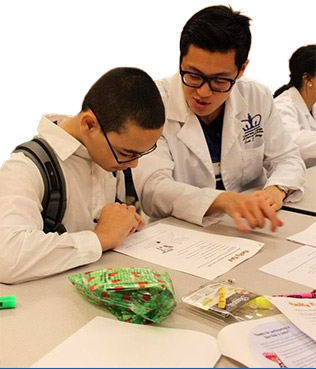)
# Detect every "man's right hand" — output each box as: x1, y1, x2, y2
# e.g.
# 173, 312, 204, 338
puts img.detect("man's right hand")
206, 191, 283, 233
94, 203, 145, 251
